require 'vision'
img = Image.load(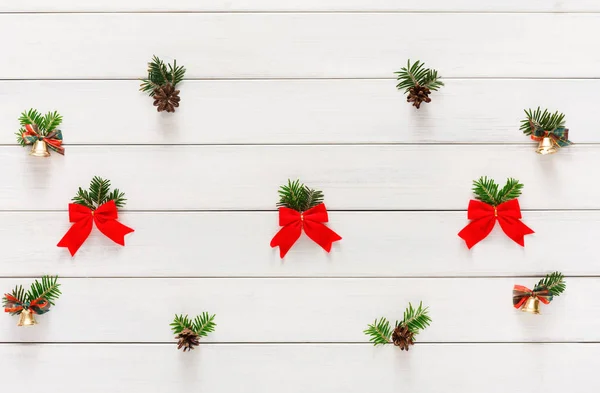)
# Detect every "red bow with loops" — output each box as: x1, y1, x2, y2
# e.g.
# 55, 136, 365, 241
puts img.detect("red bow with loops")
270, 203, 341, 258
458, 199, 534, 249
57, 200, 134, 256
